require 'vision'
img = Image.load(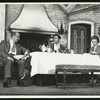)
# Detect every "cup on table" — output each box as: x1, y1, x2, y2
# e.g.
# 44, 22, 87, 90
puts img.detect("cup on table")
47, 47, 52, 53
